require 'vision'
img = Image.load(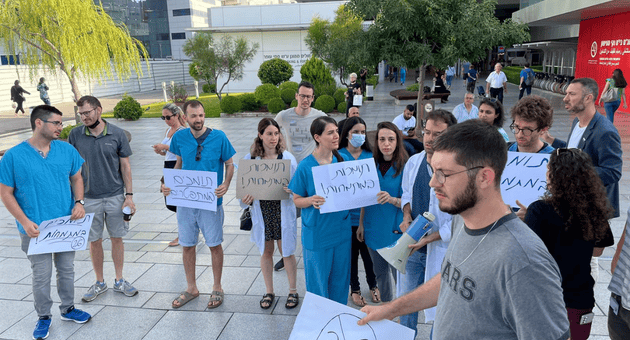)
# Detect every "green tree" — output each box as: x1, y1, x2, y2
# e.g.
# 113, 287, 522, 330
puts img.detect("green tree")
306, 5, 371, 86
347, 0, 530, 117
300, 56, 336, 98
258, 58, 293, 86
0, 0, 149, 103
183, 33, 259, 100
